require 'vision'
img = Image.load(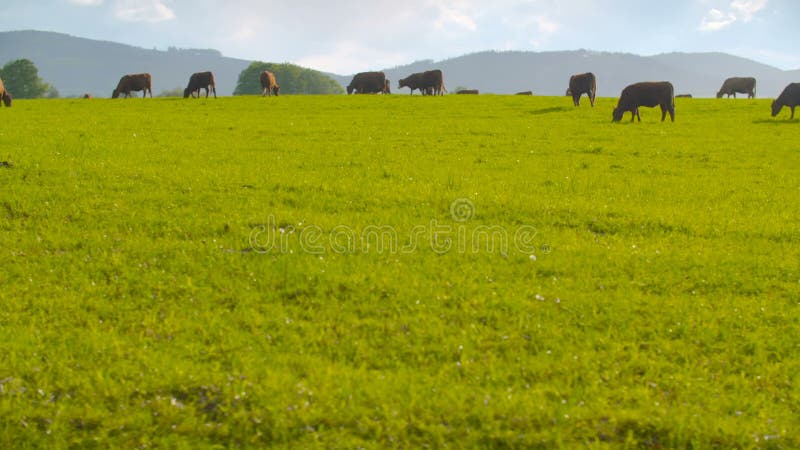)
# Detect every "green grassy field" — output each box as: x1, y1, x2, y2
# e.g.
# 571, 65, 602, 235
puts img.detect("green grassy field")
1, 94, 799, 448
